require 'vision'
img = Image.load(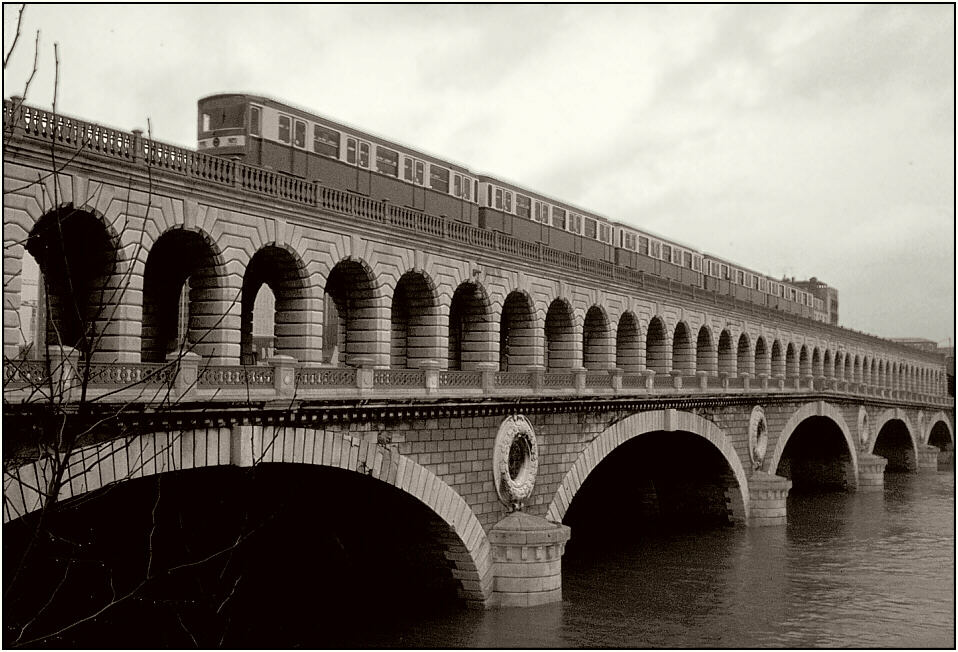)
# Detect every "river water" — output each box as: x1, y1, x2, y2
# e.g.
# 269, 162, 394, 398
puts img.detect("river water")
341, 471, 954, 648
